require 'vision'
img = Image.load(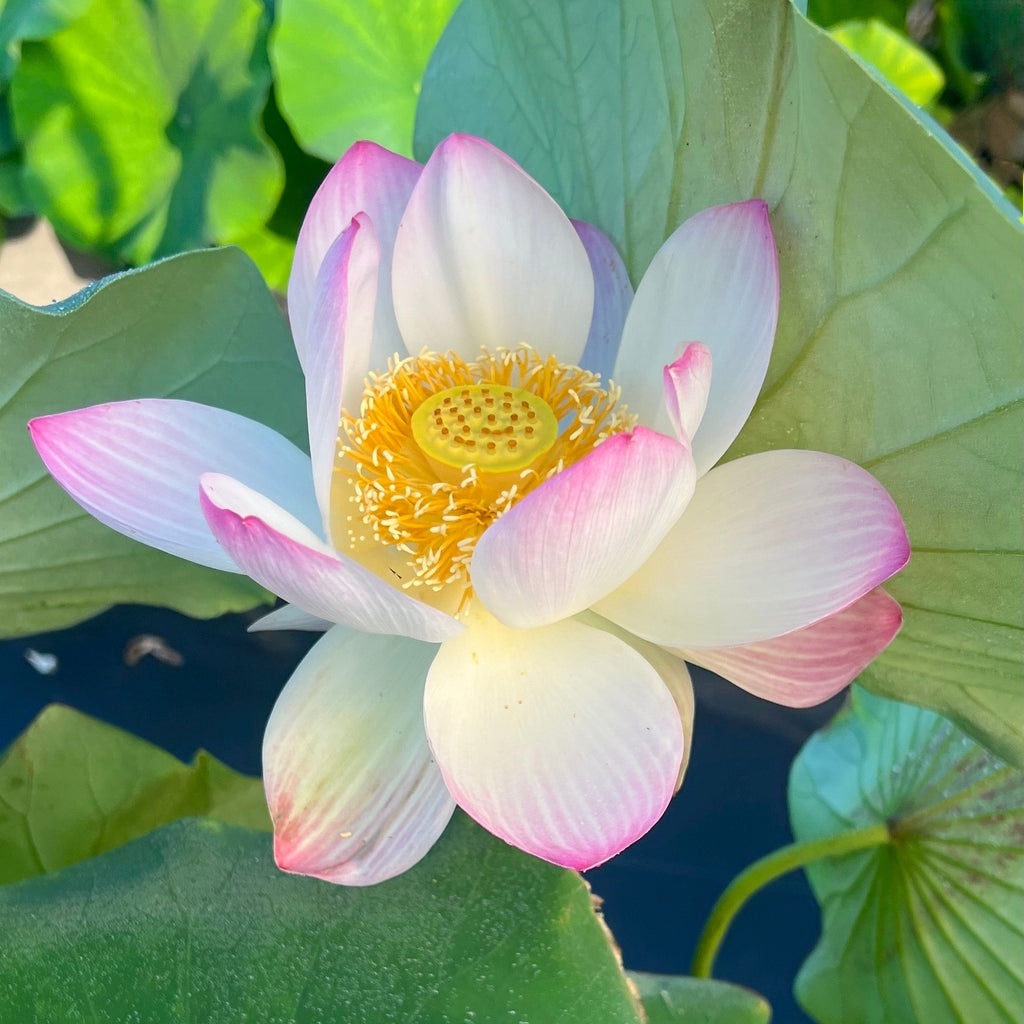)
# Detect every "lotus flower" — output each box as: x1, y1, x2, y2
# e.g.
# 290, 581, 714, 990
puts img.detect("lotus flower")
29, 135, 909, 884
